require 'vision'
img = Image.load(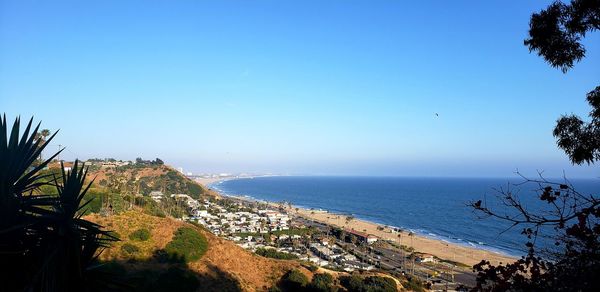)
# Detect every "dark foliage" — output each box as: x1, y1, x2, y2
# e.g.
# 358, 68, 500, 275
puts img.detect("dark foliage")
0, 115, 121, 291
339, 275, 397, 292
134, 157, 164, 166
401, 277, 426, 292
468, 2, 600, 290
554, 86, 600, 165
121, 243, 141, 255
153, 248, 186, 264
524, 0, 600, 166
307, 273, 336, 292
524, 0, 599, 73
281, 269, 309, 291
255, 247, 299, 260
143, 198, 167, 217
150, 266, 200, 291
470, 174, 600, 291
129, 228, 151, 241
